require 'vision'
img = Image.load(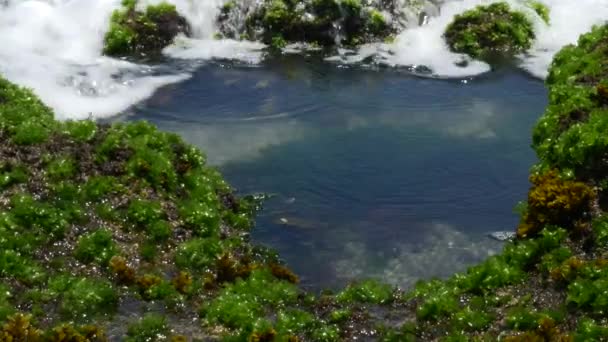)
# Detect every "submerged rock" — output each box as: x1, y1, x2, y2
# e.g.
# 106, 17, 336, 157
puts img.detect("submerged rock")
216, 0, 441, 48
103, 0, 191, 57
487, 231, 516, 241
